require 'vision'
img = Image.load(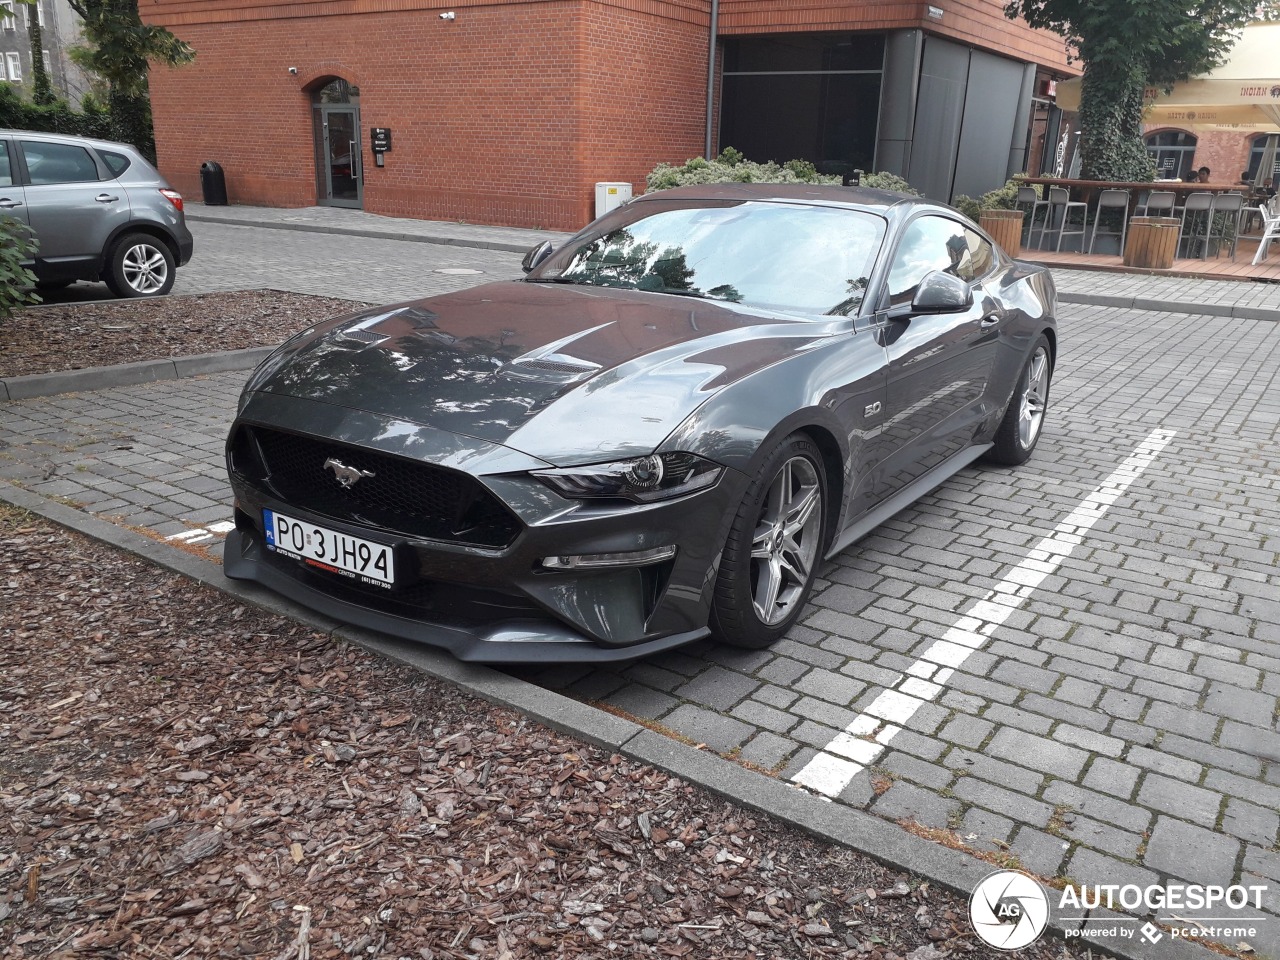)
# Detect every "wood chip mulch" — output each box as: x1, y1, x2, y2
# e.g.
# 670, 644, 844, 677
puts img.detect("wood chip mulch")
0, 506, 1089, 959
0, 291, 363, 379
